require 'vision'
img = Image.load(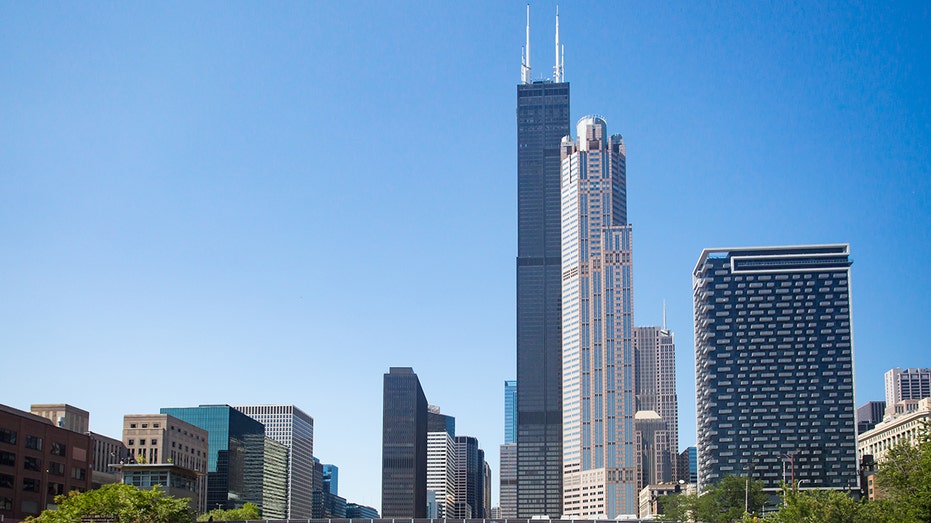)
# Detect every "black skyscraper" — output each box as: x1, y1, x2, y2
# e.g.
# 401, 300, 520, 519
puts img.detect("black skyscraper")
381, 367, 428, 518
516, 41, 570, 522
